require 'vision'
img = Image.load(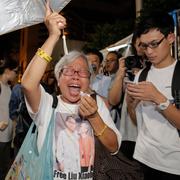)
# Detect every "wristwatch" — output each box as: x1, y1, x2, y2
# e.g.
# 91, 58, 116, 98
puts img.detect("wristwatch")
157, 99, 170, 111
